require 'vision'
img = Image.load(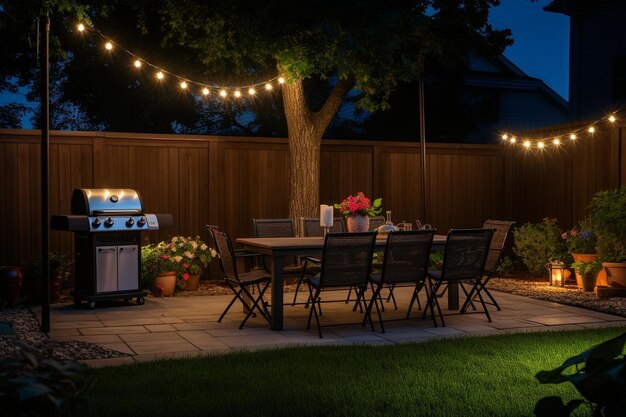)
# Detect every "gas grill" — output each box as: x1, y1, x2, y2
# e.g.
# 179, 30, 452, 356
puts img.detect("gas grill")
51, 188, 173, 308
